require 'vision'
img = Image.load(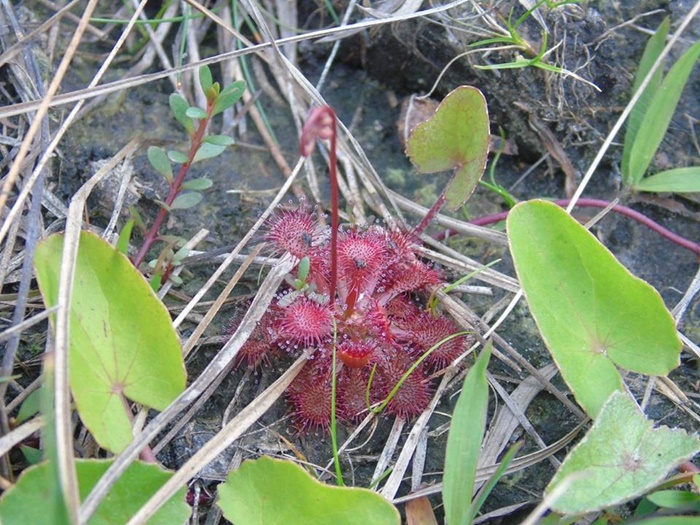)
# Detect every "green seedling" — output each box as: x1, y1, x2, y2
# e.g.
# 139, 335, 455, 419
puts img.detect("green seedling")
133, 65, 245, 271
467, 0, 596, 88
622, 18, 700, 193
478, 130, 517, 208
